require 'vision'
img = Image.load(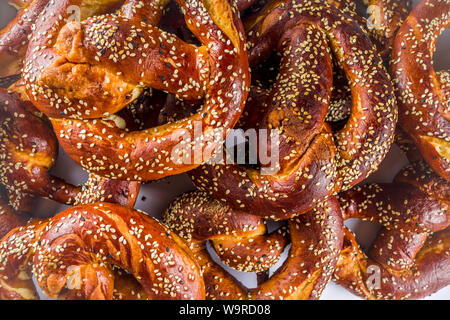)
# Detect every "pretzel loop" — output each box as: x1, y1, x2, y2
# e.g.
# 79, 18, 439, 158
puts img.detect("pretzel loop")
164, 191, 343, 300
191, 0, 397, 219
